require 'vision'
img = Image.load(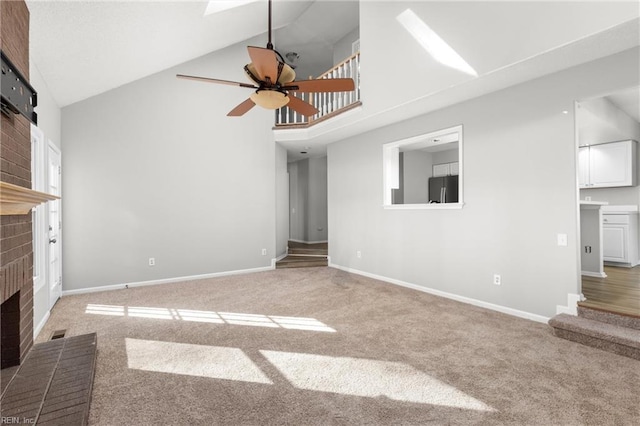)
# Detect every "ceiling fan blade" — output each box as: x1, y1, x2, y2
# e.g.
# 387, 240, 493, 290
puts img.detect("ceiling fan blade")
286, 94, 319, 117
177, 74, 257, 89
247, 46, 280, 84
227, 98, 256, 117
283, 78, 355, 93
